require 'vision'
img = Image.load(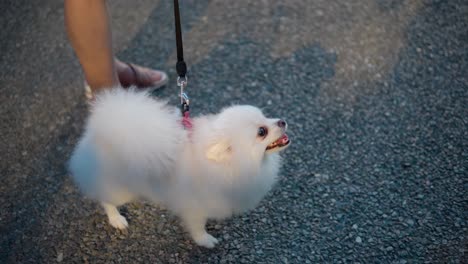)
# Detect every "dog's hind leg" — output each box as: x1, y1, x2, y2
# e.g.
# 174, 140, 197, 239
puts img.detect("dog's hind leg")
102, 202, 128, 229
